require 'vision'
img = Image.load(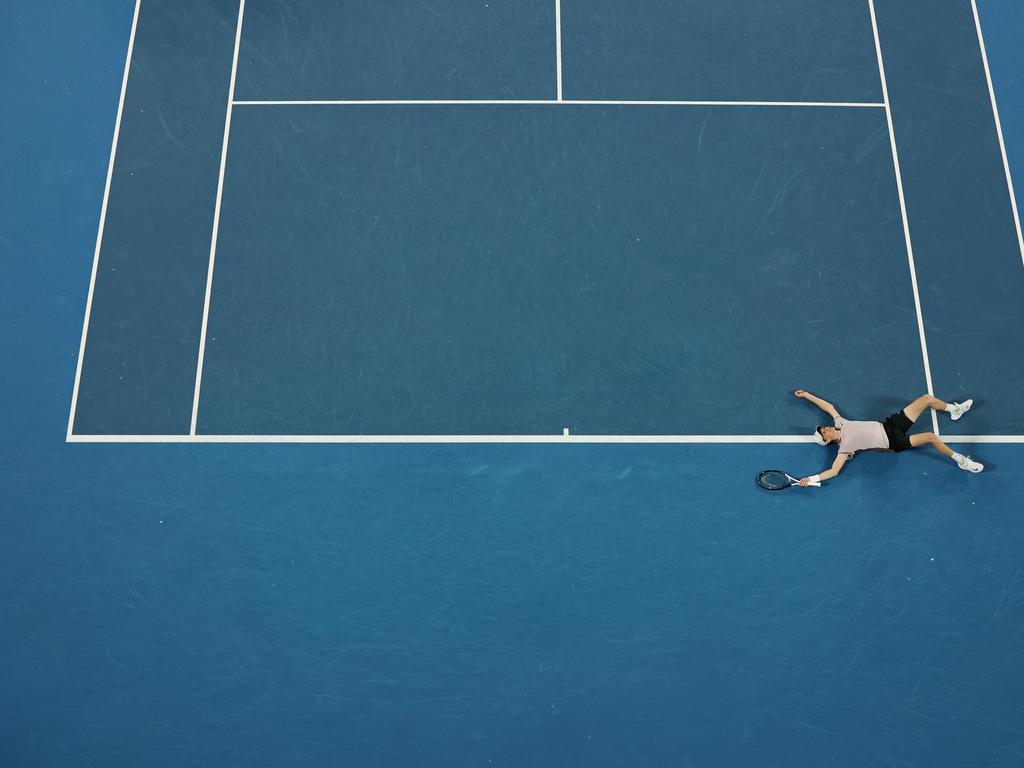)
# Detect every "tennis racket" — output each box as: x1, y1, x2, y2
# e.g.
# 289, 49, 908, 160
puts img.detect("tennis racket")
755, 469, 820, 490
